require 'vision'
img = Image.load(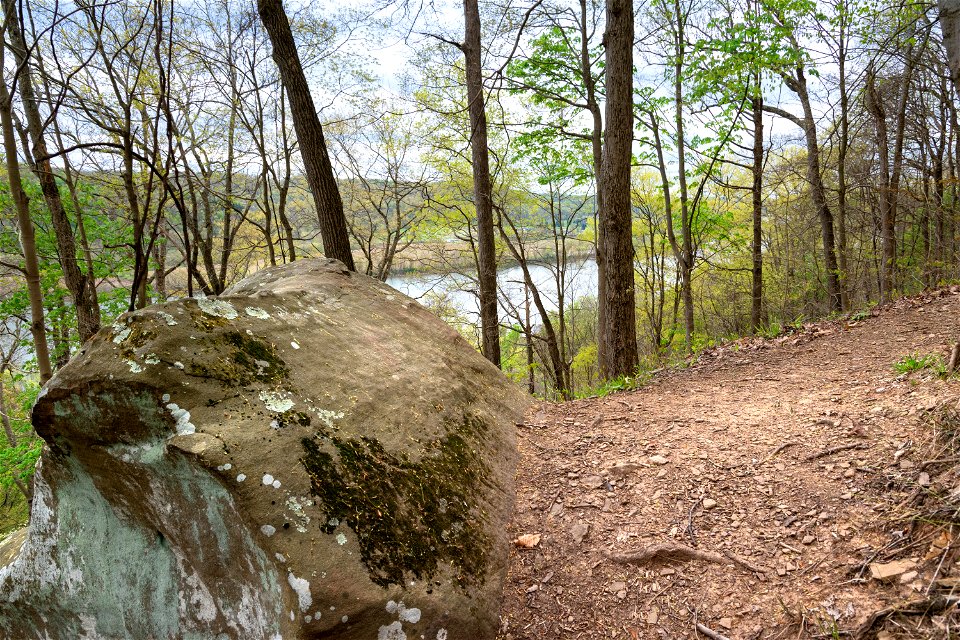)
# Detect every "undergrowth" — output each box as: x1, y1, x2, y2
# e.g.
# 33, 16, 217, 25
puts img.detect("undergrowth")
894, 352, 951, 377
